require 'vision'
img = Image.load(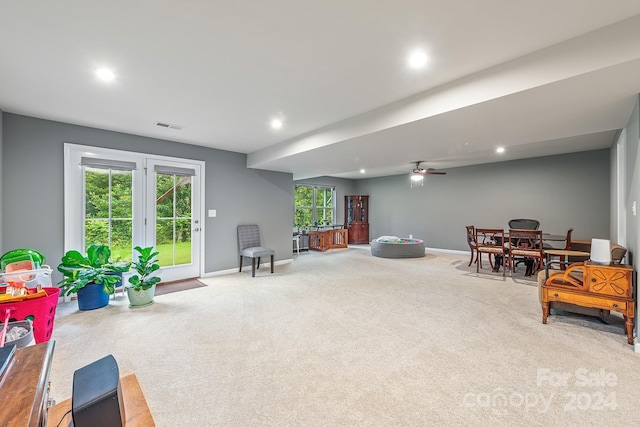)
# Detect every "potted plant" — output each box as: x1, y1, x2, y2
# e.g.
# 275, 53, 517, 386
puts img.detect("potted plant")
126, 246, 161, 308
57, 244, 131, 310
